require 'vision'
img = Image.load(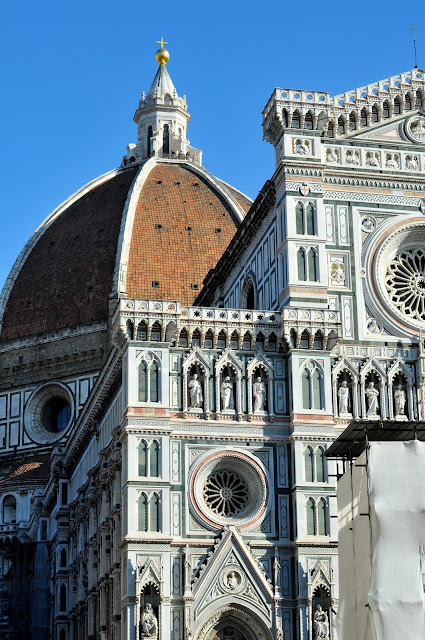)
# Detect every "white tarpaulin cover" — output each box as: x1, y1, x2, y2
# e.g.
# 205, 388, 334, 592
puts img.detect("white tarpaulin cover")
336, 440, 425, 640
